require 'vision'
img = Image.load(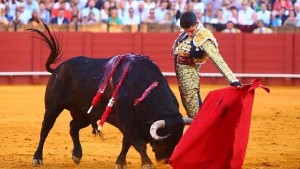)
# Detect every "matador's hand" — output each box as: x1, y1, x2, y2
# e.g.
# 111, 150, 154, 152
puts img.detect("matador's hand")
230, 81, 243, 89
